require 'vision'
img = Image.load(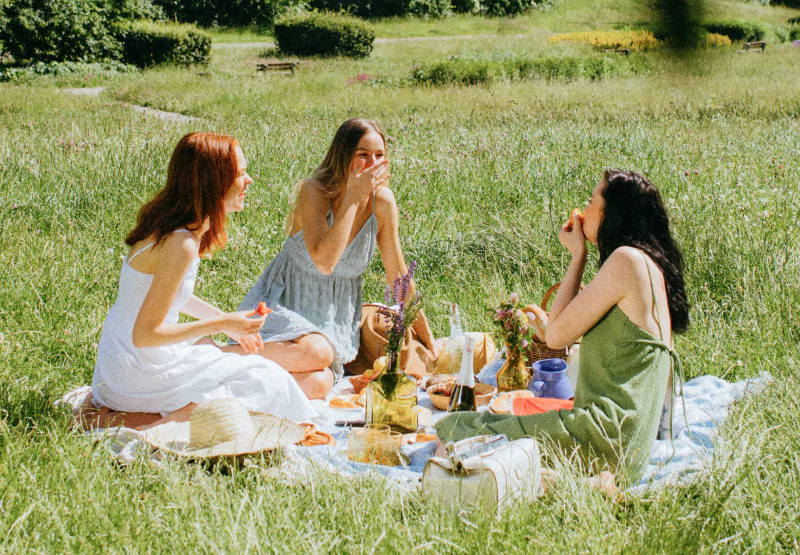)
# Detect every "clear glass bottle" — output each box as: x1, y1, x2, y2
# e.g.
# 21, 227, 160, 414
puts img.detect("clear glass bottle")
448, 336, 476, 413
445, 303, 464, 374
365, 350, 419, 433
